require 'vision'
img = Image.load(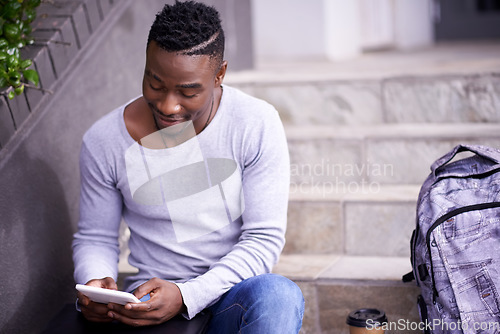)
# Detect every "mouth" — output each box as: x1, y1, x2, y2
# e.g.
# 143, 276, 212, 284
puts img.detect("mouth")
149, 104, 187, 128
156, 115, 184, 128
